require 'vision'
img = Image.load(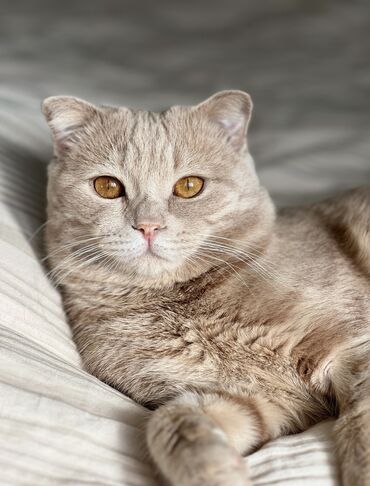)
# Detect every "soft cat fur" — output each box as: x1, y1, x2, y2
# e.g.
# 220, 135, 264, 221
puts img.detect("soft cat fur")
42, 91, 370, 486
